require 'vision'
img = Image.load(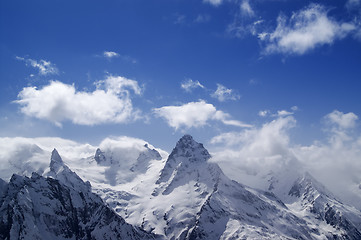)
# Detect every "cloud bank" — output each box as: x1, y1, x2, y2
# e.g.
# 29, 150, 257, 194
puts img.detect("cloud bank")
209, 110, 361, 209
15, 75, 142, 126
